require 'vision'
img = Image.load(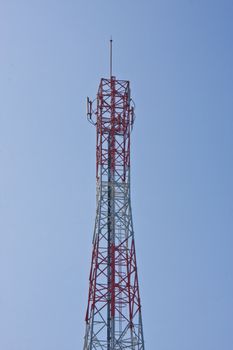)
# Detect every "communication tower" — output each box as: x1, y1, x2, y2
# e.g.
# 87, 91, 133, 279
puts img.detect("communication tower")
83, 41, 145, 350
